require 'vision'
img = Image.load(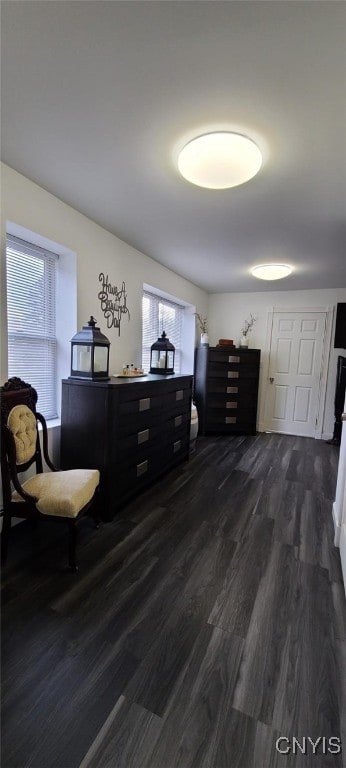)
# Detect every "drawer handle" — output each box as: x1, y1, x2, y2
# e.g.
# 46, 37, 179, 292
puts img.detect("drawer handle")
139, 397, 150, 412
228, 355, 240, 363
174, 415, 182, 427
227, 386, 238, 394
225, 416, 237, 424
226, 401, 238, 409
227, 371, 239, 379
138, 429, 149, 445
137, 460, 148, 477
176, 390, 184, 401
173, 439, 181, 453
